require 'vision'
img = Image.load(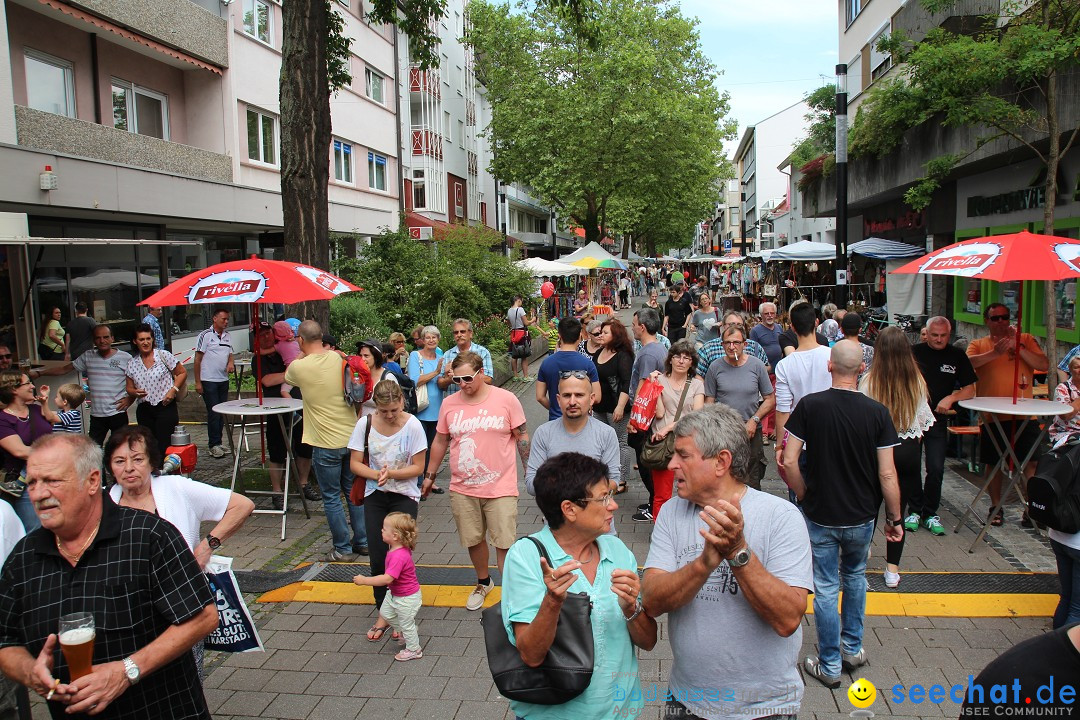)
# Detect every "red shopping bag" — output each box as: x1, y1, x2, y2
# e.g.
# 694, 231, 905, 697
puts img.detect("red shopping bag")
629, 378, 663, 432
